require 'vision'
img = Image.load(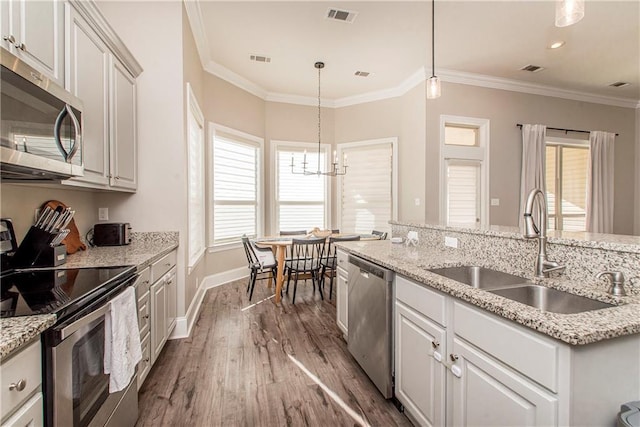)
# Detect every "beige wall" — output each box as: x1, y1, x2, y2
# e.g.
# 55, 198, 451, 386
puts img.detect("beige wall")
636, 107, 640, 235
425, 82, 637, 235
0, 184, 99, 243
